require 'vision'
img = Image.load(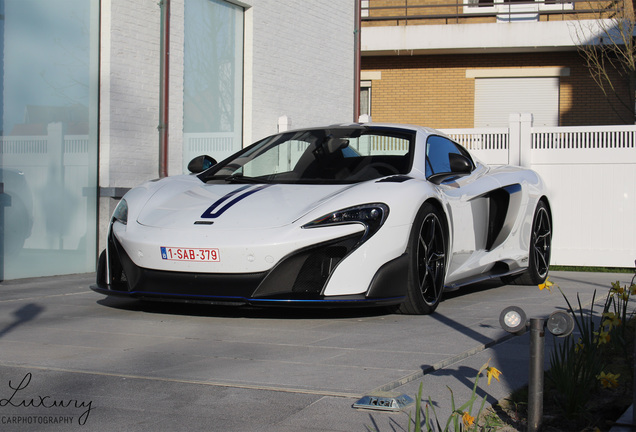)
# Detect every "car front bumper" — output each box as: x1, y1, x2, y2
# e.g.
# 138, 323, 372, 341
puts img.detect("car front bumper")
91, 230, 408, 308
